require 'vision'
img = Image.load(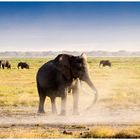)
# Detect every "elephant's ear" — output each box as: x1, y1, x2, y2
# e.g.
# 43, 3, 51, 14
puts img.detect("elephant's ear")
55, 54, 71, 80
81, 53, 87, 61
